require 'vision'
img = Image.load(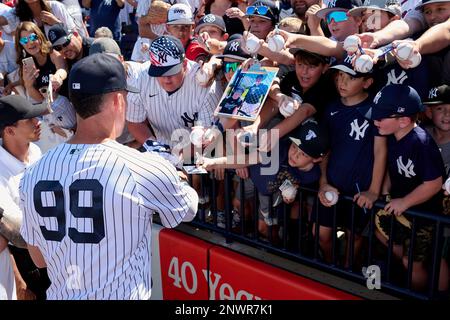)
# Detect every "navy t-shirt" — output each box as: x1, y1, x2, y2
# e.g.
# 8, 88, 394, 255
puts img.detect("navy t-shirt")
249, 139, 321, 195
323, 97, 379, 195
279, 71, 337, 120
89, 0, 124, 40
387, 126, 445, 214
373, 58, 430, 100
